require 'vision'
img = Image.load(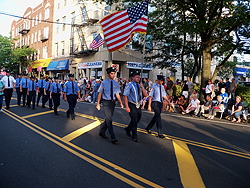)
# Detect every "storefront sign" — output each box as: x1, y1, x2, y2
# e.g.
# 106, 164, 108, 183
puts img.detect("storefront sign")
30, 58, 51, 69
98, 71, 102, 77
47, 59, 69, 71
127, 62, 153, 70
234, 67, 249, 76
78, 61, 102, 69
